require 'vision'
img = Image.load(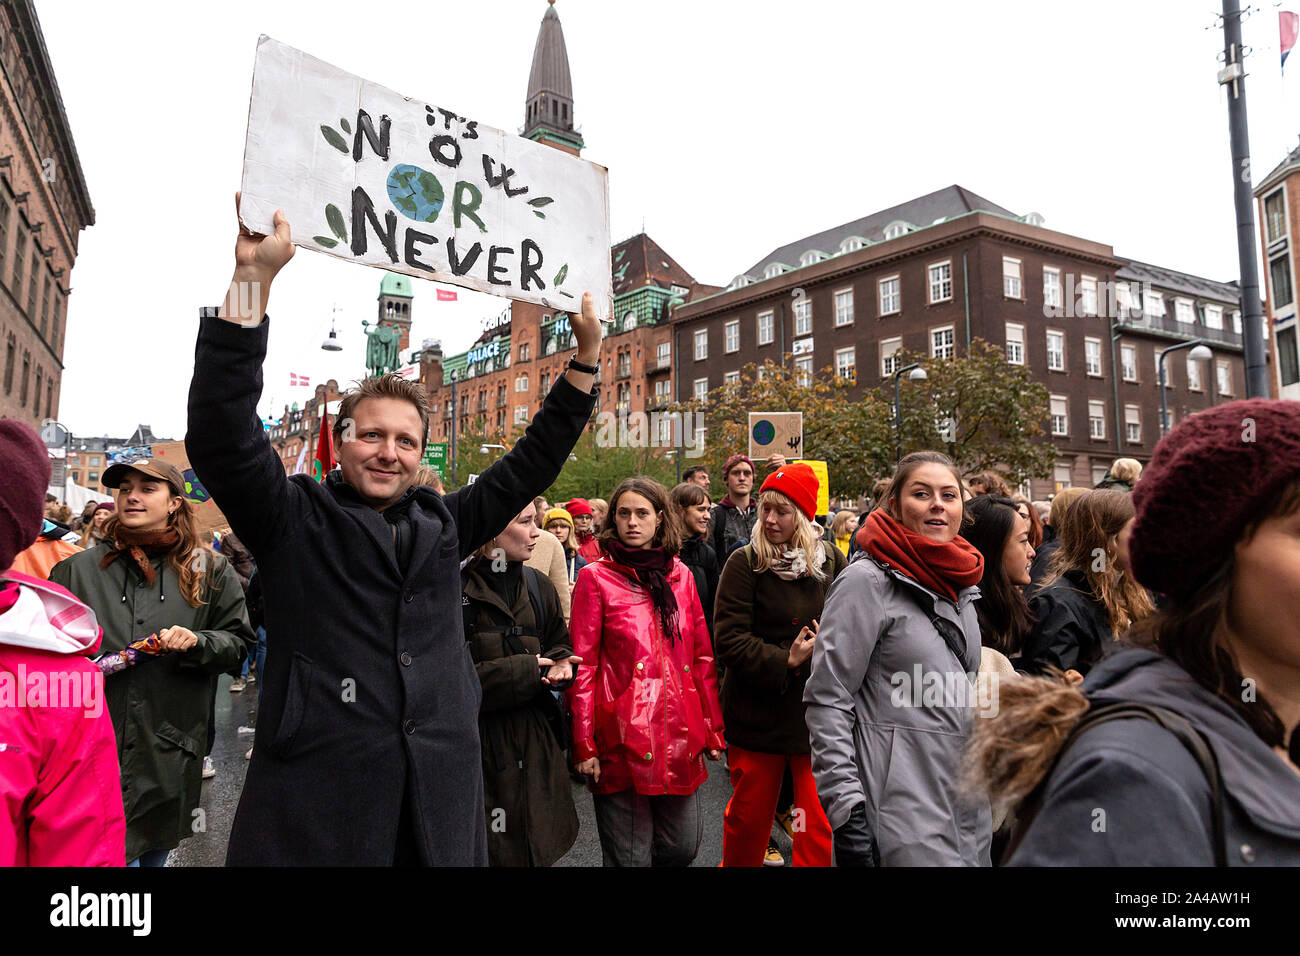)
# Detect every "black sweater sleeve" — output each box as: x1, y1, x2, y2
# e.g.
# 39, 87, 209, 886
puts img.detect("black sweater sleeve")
445, 377, 595, 559
187, 313, 301, 558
